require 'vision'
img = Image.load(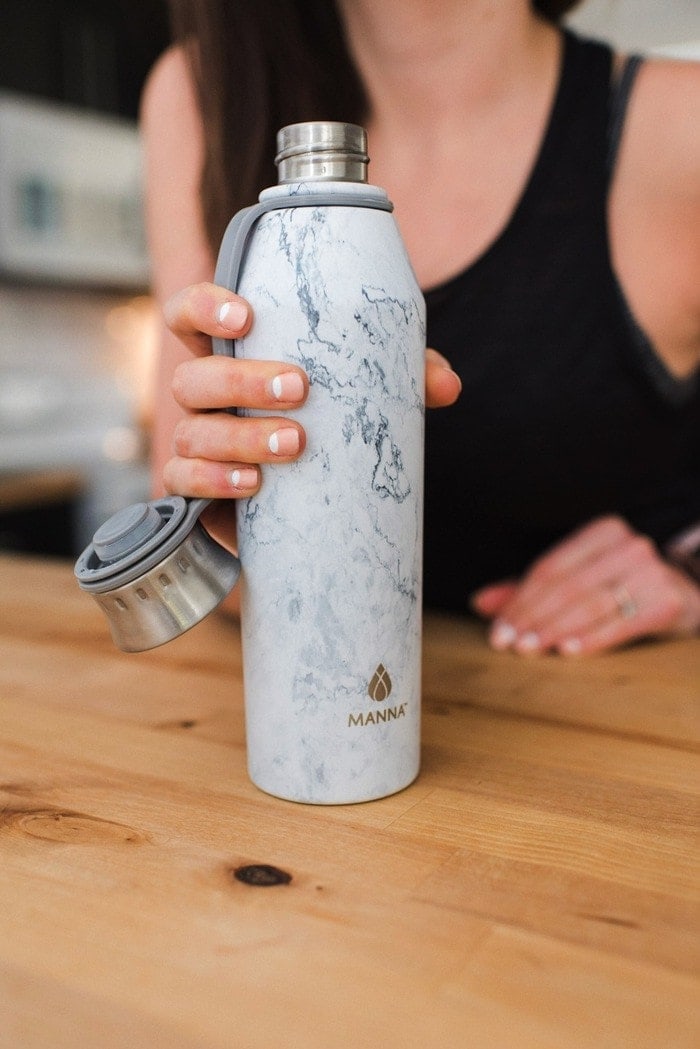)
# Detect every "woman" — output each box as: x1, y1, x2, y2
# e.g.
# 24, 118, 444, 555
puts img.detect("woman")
142, 0, 700, 654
